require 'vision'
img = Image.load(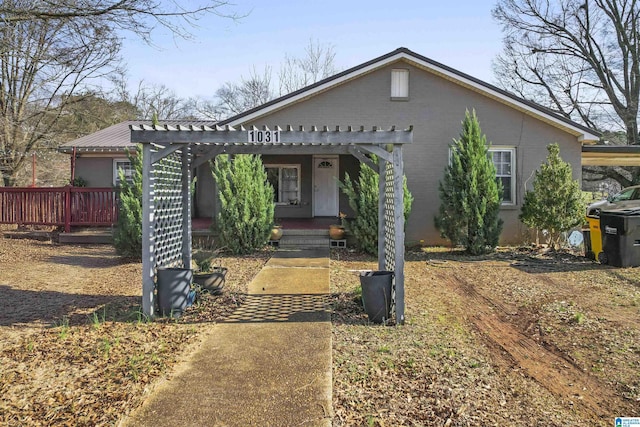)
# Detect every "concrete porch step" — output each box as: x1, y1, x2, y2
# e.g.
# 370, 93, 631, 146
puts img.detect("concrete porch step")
282, 228, 329, 237
278, 236, 330, 249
